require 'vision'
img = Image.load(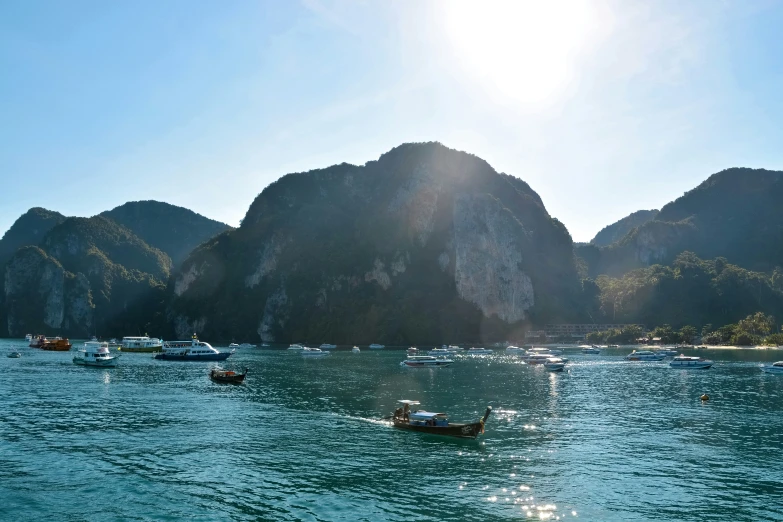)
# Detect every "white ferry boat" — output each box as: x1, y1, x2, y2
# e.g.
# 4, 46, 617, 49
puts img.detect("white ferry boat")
156, 337, 232, 361
400, 356, 454, 368
319, 343, 337, 350
352, 346, 360, 353
669, 355, 713, 369
761, 361, 783, 374
581, 345, 601, 354
120, 336, 163, 353
428, 347, 456, 356
625, 350, 666, 361
302, 347, 330, 358
465, 347, 494, 355
544, 357, 567, 372
287, 344, 305, 351
73, 341, 119, 367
